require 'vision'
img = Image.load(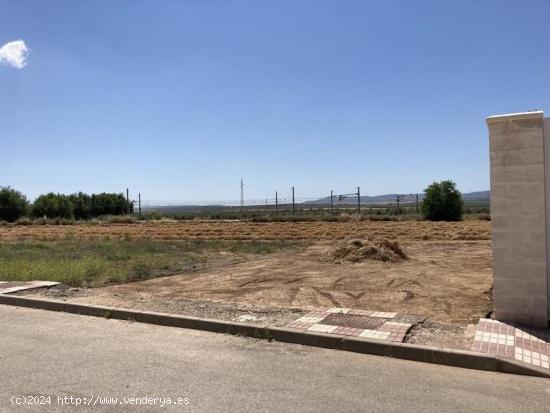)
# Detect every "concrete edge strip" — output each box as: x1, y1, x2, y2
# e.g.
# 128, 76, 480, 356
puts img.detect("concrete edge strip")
0, 282, 60, 295
1, 294, 549, 379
